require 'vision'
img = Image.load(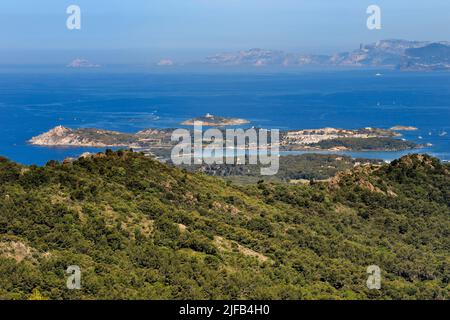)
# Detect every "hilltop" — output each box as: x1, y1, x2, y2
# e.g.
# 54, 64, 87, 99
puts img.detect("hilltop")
0, 151, 448, 300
